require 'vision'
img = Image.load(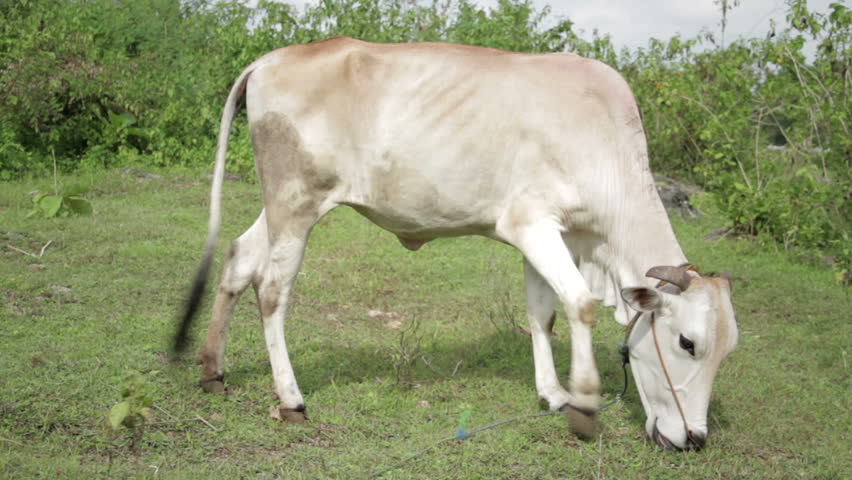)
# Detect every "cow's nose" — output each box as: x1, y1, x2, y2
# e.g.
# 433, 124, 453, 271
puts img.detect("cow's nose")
652, 422, 676, 450
686, 430, 706, 451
